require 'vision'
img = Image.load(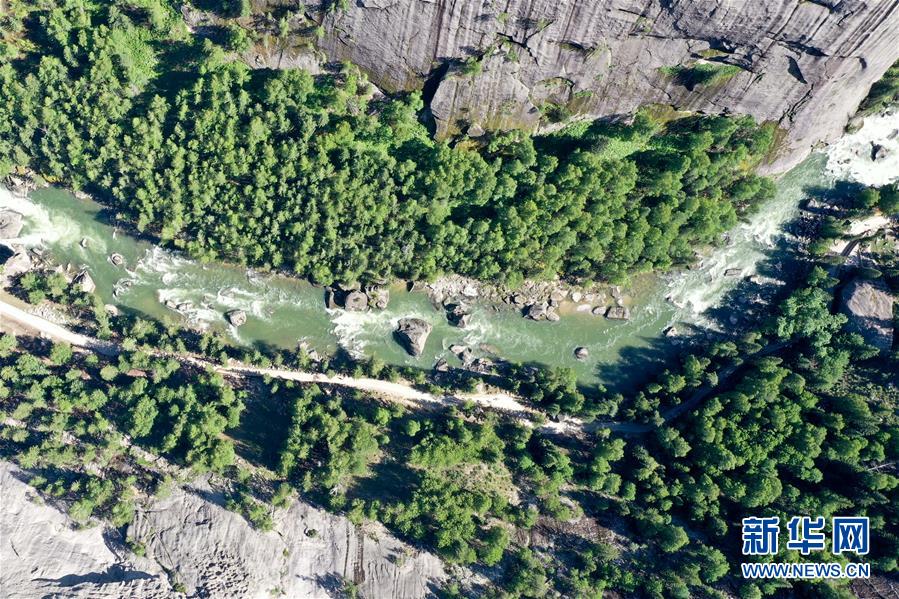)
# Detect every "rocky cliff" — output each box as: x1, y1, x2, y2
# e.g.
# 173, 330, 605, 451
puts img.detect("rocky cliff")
276, 0, 899, 171
0, 462, 451, 598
